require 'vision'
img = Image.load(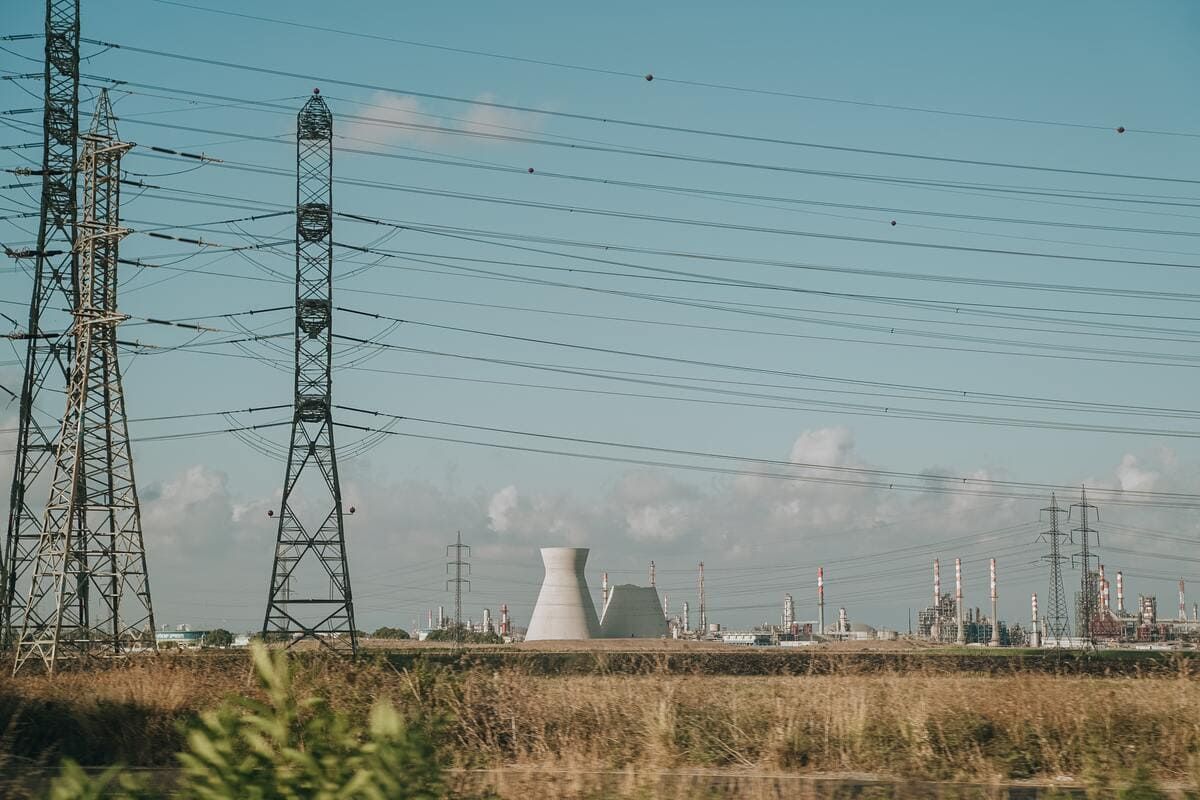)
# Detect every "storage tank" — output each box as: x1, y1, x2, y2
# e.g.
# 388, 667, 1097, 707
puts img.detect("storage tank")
600, 584, 669, 638
525, 547, 601, 640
